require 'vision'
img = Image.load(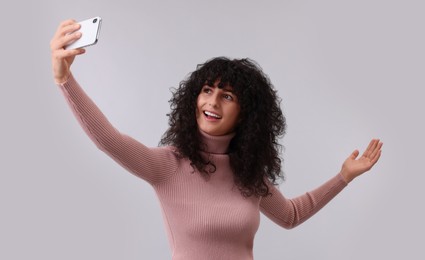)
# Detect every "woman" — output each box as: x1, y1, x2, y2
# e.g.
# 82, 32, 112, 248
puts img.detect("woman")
50, 20, 382, 259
